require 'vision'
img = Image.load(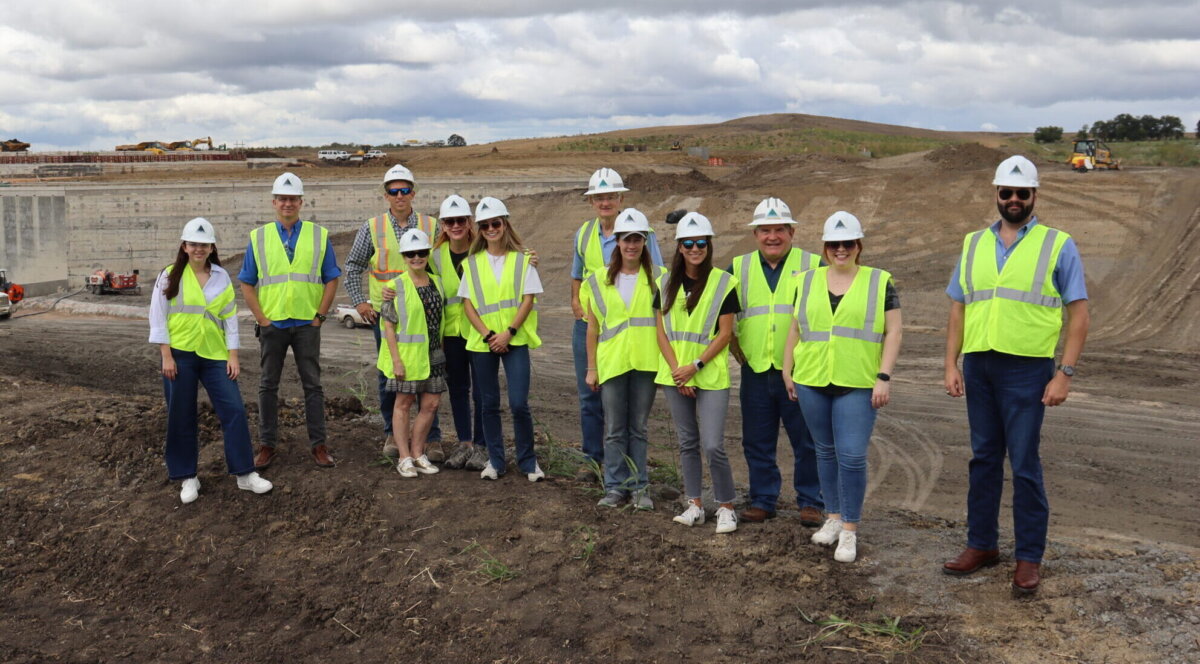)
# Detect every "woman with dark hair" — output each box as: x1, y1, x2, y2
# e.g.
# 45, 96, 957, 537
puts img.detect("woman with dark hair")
584, 208, 665, 510
149, 218, 272, 504
654, 212, 741, 534
783, 211, 902, 563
